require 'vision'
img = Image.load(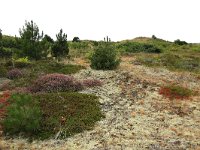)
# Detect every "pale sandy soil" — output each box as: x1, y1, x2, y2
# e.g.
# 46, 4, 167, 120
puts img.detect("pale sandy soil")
0, 56, 200, 150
